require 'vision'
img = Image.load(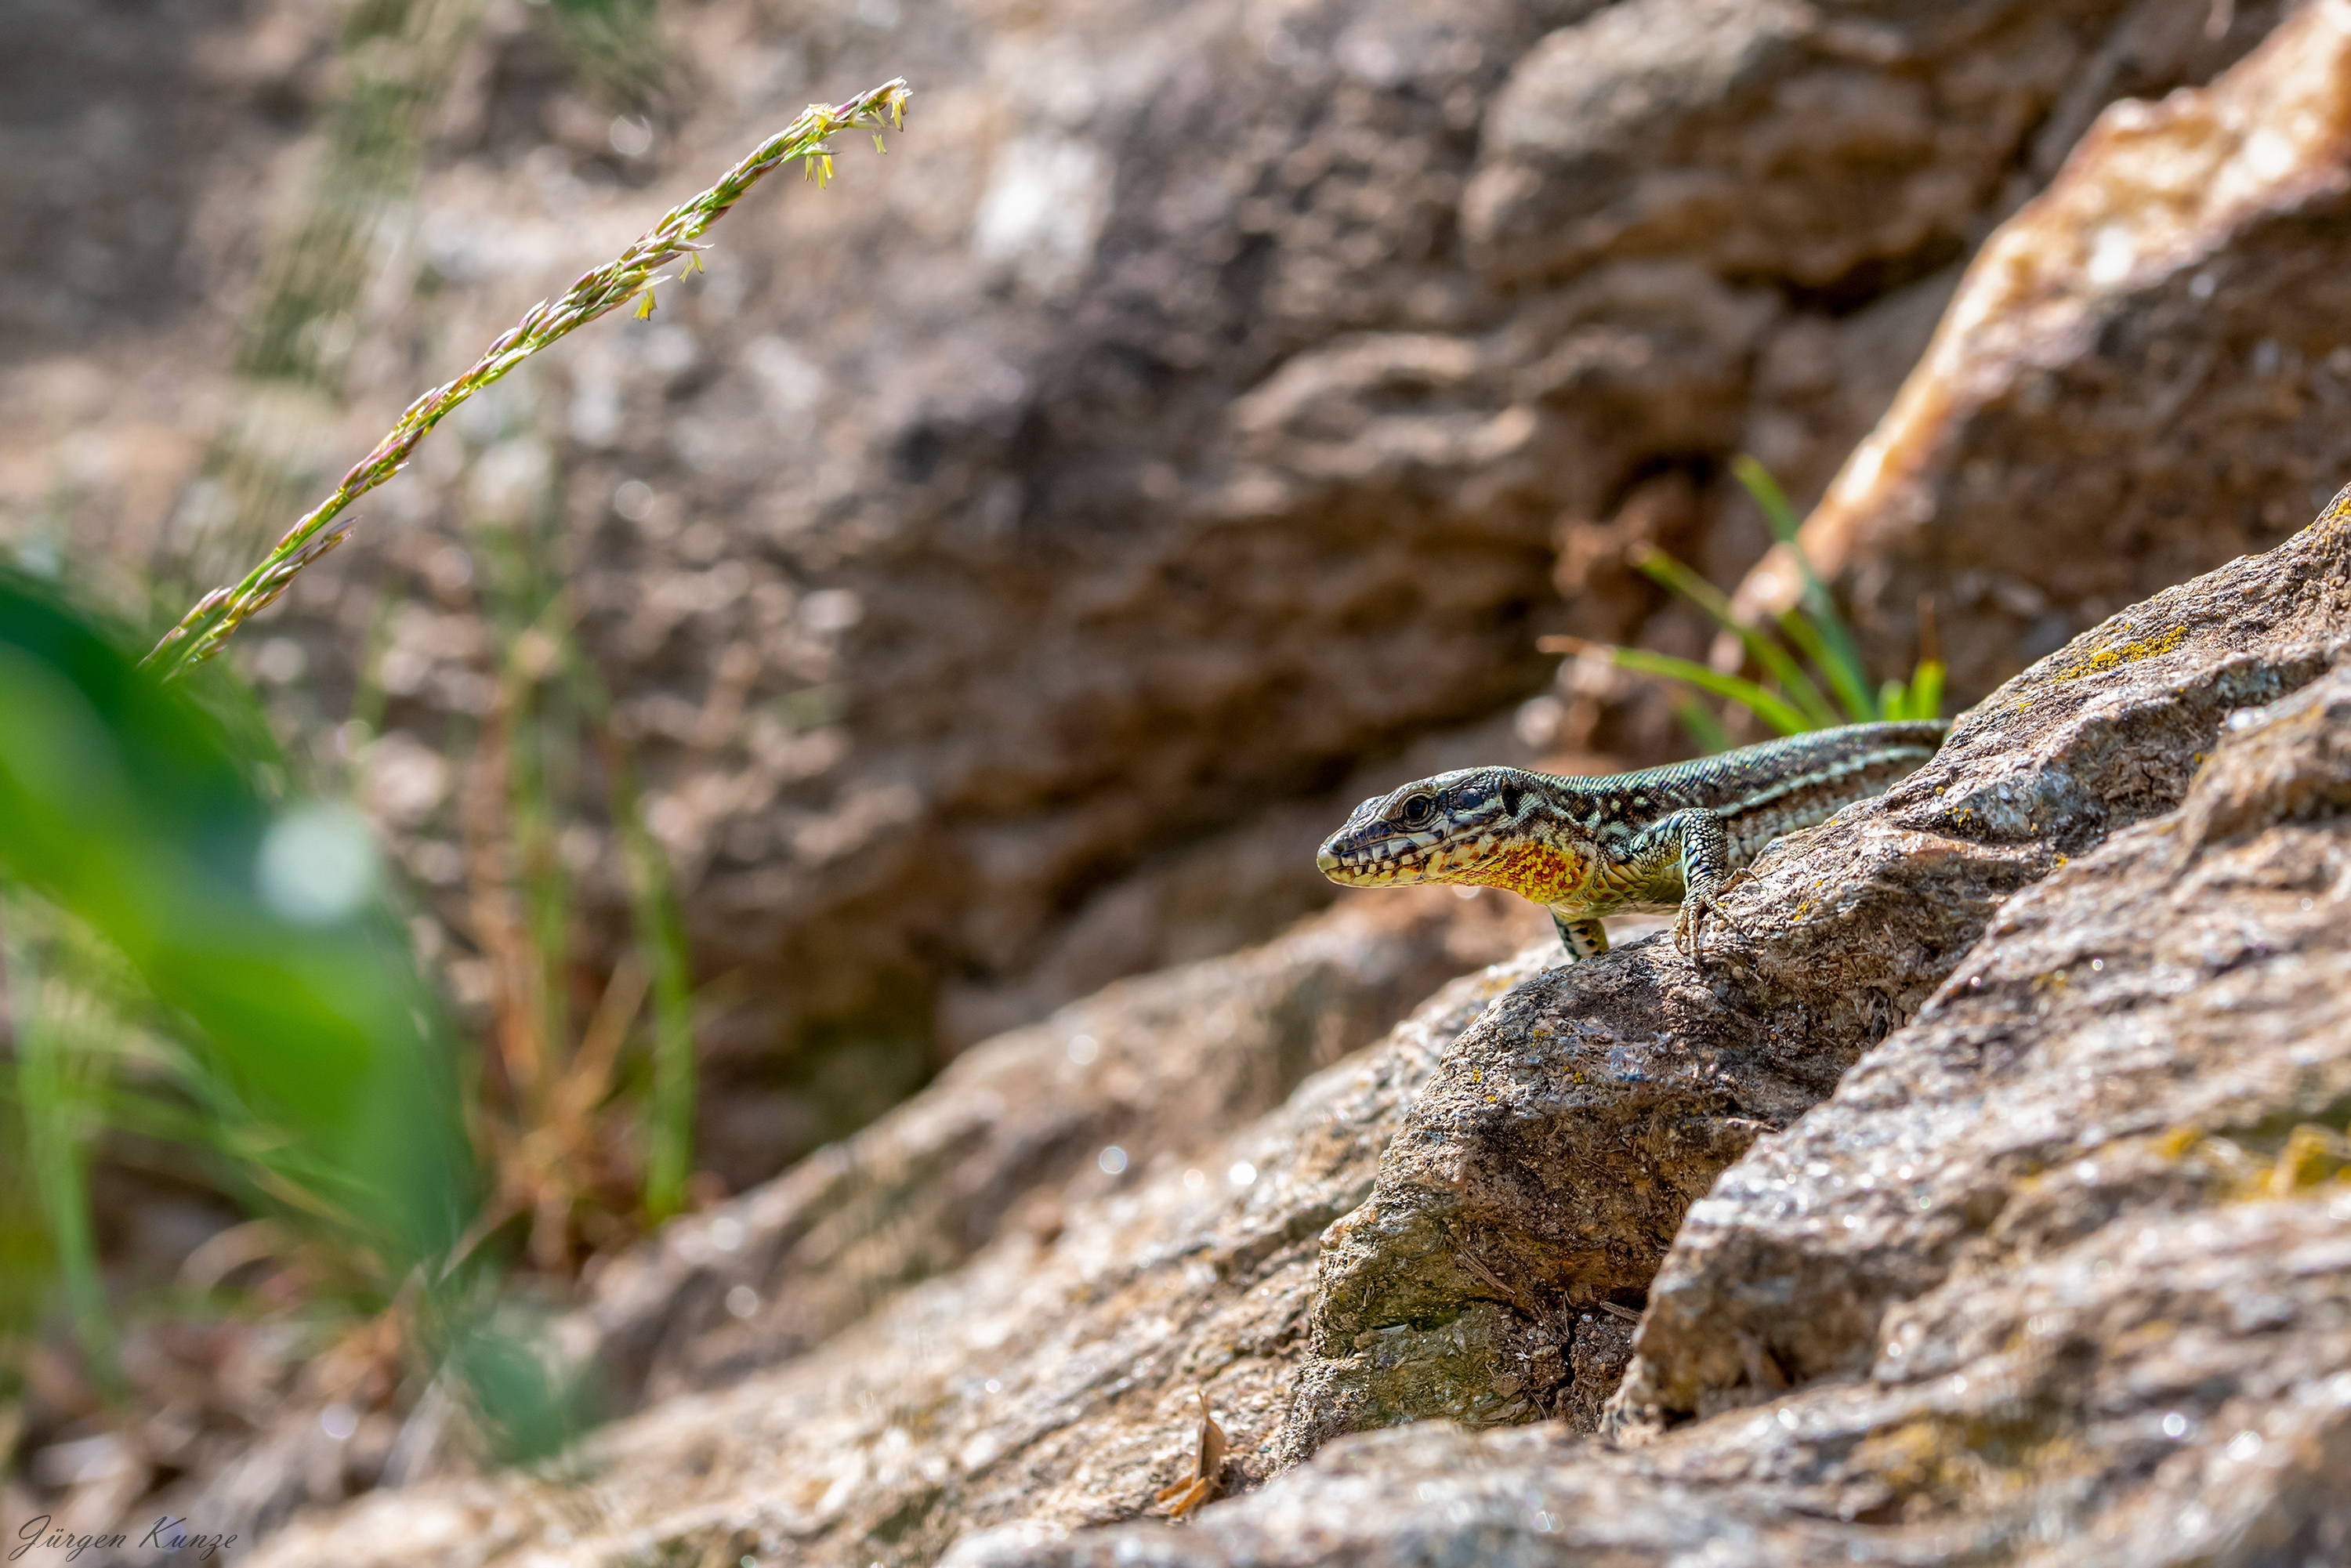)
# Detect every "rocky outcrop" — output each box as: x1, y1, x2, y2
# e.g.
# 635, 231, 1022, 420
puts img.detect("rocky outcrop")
580, 883, 1549, 1409
248, 503, 2351, 1568
1269, 478, 2351, 1458
976, 516, 2351, 1567
5, 0, 2291, 1184
1737, 0, 2351, 708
